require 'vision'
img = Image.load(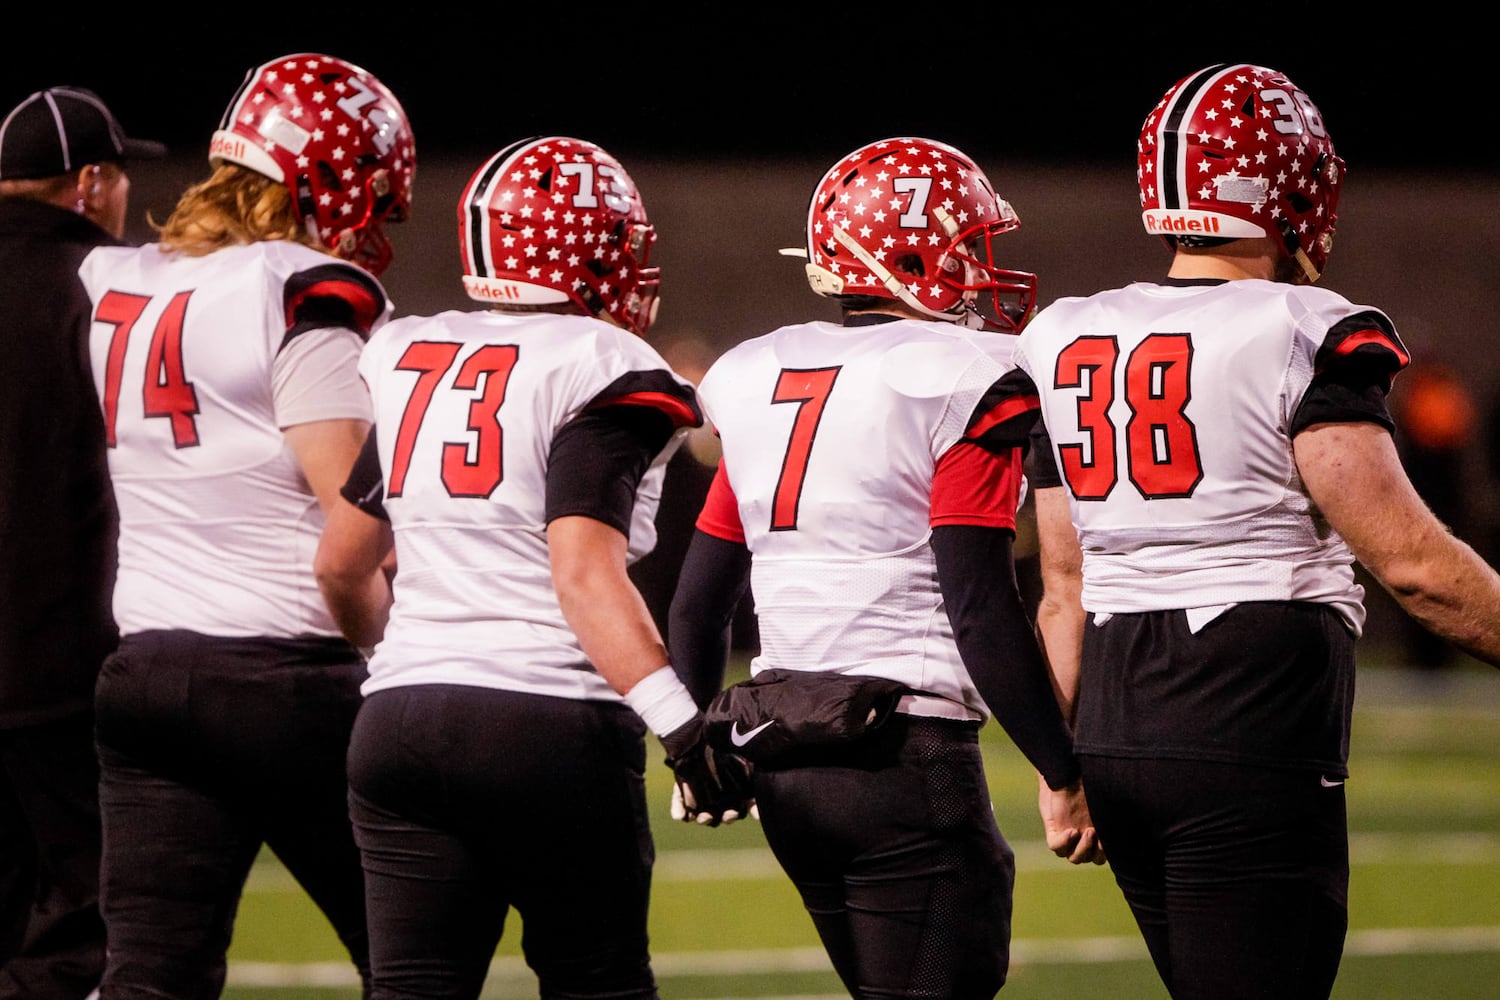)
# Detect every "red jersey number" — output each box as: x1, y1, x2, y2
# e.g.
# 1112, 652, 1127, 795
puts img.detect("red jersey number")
387, 341, 519, 499
769, 366, 840, 531
95, 290, 202, 448
1053, 333, 1202, 500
